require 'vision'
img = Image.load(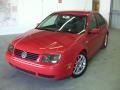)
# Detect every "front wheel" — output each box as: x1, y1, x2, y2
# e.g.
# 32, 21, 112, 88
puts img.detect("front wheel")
72, 53, 88, 78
